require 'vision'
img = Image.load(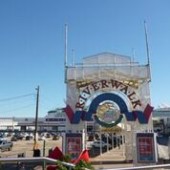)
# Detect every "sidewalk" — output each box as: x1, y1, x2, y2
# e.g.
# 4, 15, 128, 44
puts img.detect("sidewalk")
93, 163, 133, 170
90, 157, 133, 170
